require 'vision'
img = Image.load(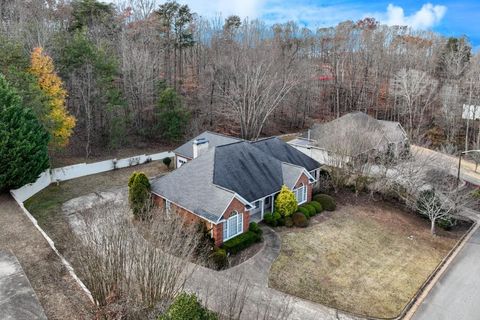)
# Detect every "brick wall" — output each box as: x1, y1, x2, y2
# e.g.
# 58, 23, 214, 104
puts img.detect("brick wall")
152, 193, 249, 247
213, 197, 250, 246
294, 172, 313, 202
